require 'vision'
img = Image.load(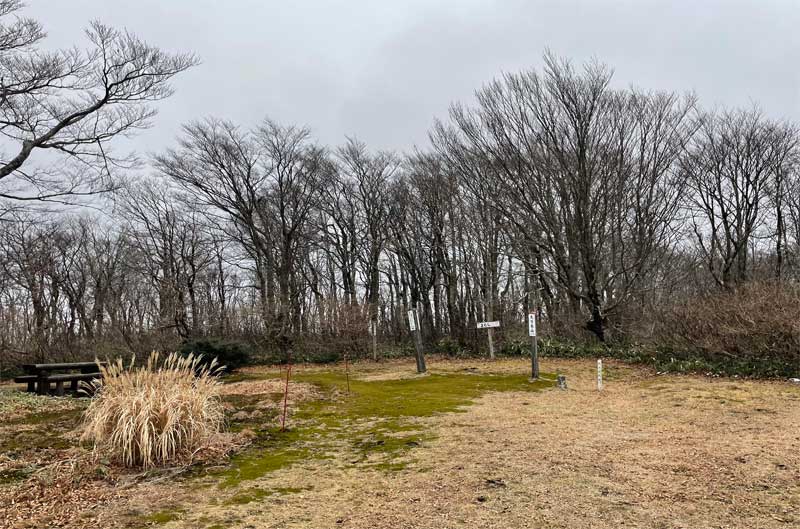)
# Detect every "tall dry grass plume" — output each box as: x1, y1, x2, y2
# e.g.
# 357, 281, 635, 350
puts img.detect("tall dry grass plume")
81, 352, 224, 468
